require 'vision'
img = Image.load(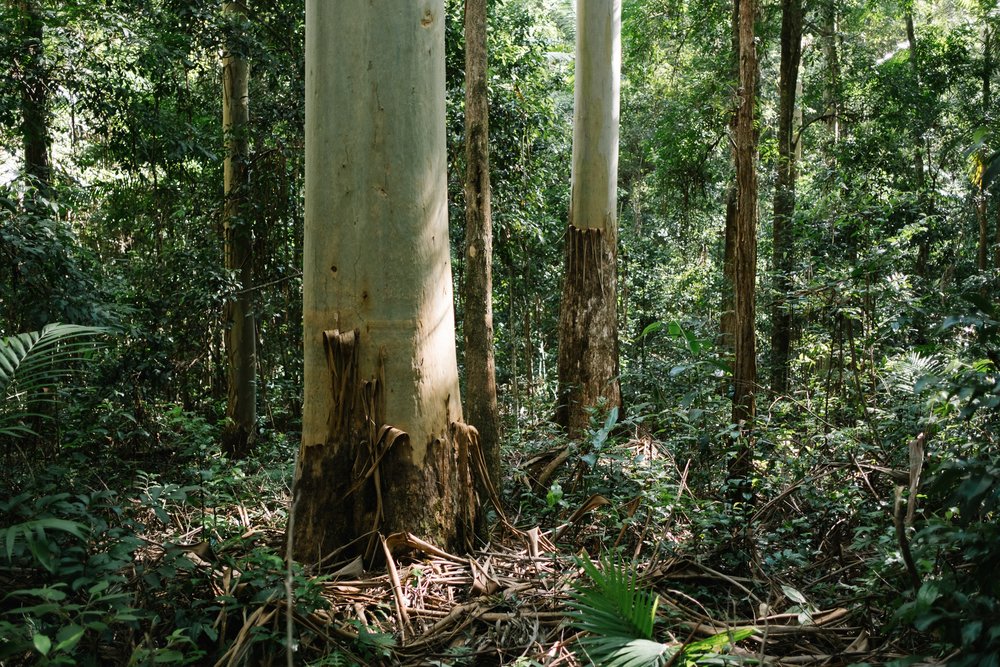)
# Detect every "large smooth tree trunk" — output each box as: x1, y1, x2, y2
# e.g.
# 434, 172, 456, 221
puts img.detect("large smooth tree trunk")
769, 0, 802, 397
556, 0, 622, 438
293, 0, 476, 564
221, 1, 257, 457
462, 0, 501, 495
18, 0, 49, 188
729, 0, 759, 483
